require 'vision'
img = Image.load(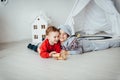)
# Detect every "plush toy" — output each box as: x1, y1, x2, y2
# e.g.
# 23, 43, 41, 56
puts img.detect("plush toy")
54, 50, 68, 60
